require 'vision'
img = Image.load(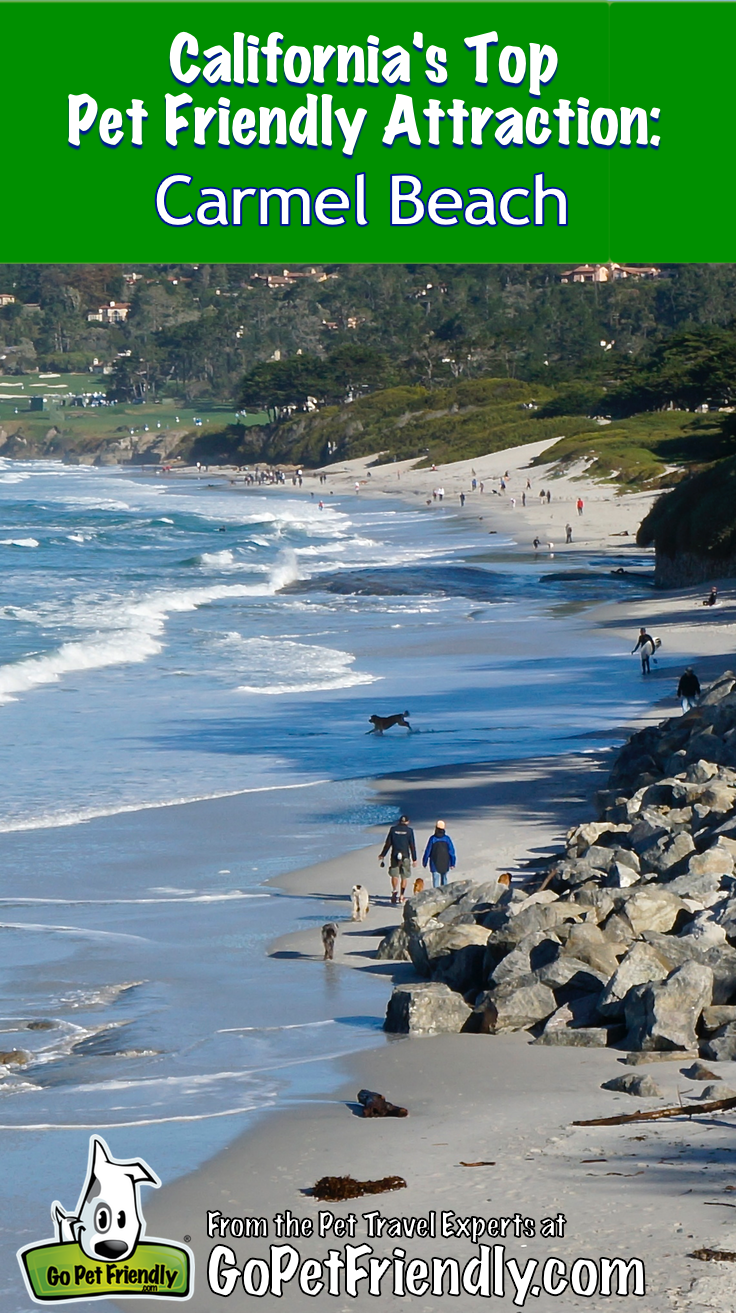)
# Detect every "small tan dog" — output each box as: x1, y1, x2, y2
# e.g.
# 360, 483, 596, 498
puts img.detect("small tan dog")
351, 884, 370, 921
412, 876, 425, 895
